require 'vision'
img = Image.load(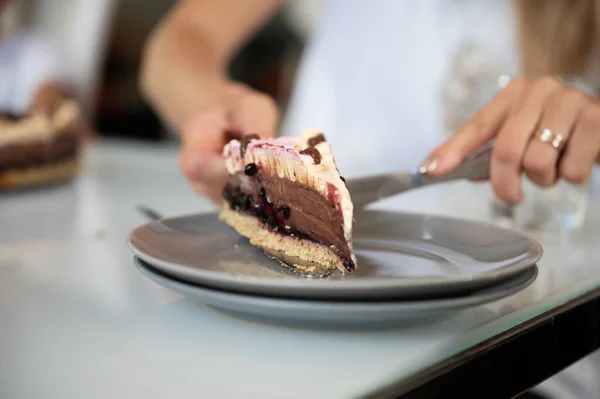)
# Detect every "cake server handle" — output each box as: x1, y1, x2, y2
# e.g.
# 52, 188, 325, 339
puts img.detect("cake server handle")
347, 141, 493, 209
